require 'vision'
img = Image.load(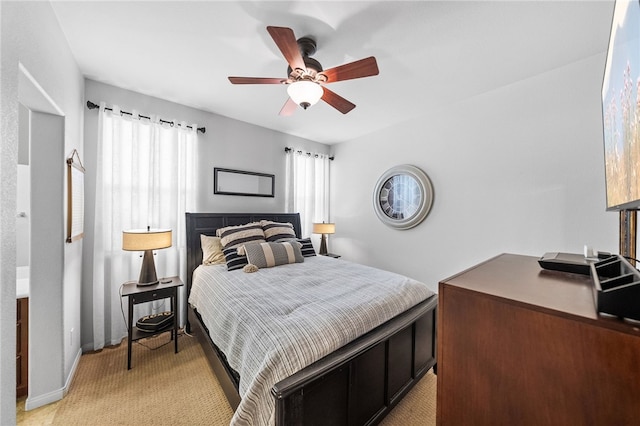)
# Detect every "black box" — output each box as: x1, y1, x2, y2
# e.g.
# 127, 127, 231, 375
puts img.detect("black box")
136, 311, 174, 332
590, 255, 640, 321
